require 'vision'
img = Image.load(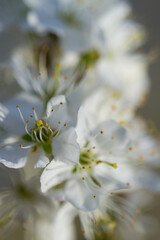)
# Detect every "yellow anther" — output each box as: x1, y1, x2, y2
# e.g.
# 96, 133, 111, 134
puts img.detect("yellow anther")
58, 121, 61, 124
119, 121, 125, 126
64, 124, 67, 127
45, 123, 48, 126
83, 230, 87, 234
92, 159, 95, 162
60, 102, 63, 105
100, 130, 104, 134
87, 149, 90, 153
19, 144, 23, 148
30, 115, 33, 118
16, 105, 19, 108
129, 147, 133, 151
82, 177, 86, 180
47, 126, 51, 130
89, 166, 92, 169
51, 109, 54, 112
99, 185, 102, 188
110, 192, 114, 195
113, 163, 117, 169
36, 120, 43, 128
26, 121, 29, 124
93, 146, 96, 149
95, 222, 99, 226
82, 166, 86, 169
111, 136, 115, 140
126, 182, 130, 186
32, 107, 35, 111
93, 195, 96, 198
